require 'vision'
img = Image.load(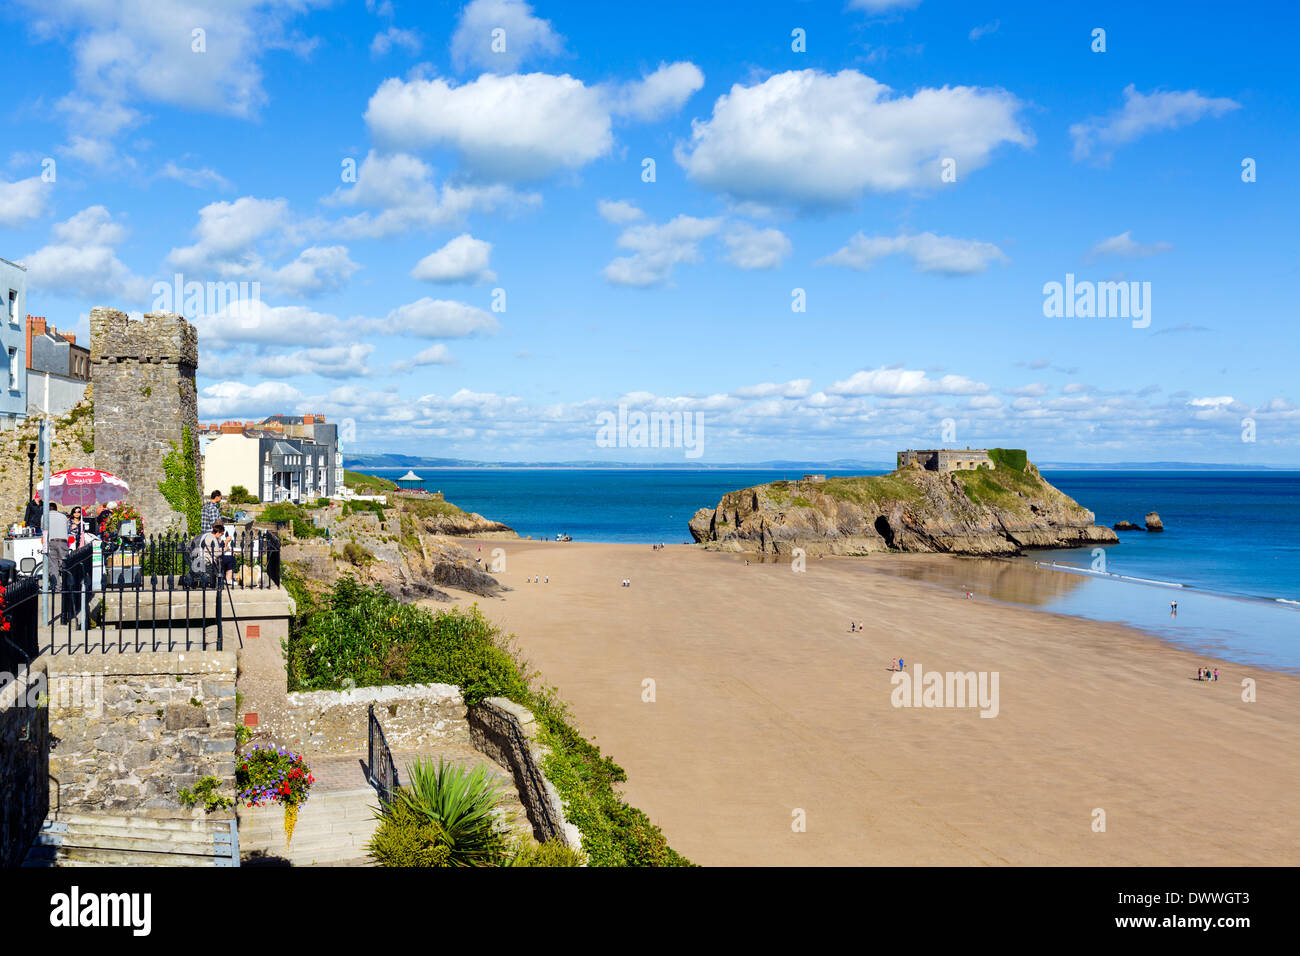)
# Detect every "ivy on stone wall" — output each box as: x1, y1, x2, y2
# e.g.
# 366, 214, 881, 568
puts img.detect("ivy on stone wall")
158, 423, 201, 534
